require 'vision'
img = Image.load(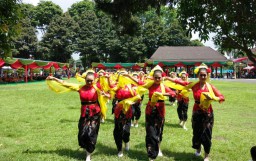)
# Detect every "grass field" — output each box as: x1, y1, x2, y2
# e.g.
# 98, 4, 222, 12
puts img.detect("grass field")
0, 79, 255, 161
